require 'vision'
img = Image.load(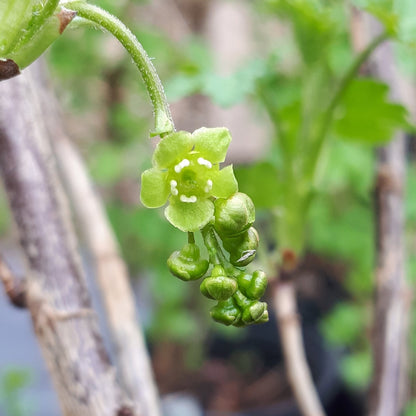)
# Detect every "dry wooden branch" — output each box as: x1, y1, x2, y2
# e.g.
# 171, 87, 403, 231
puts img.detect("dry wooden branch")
0, 254, 27, 308
273, 276, 326, 416
52, 123, 161, 416
0, 63, 135, 416
367, 20, 410, 416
